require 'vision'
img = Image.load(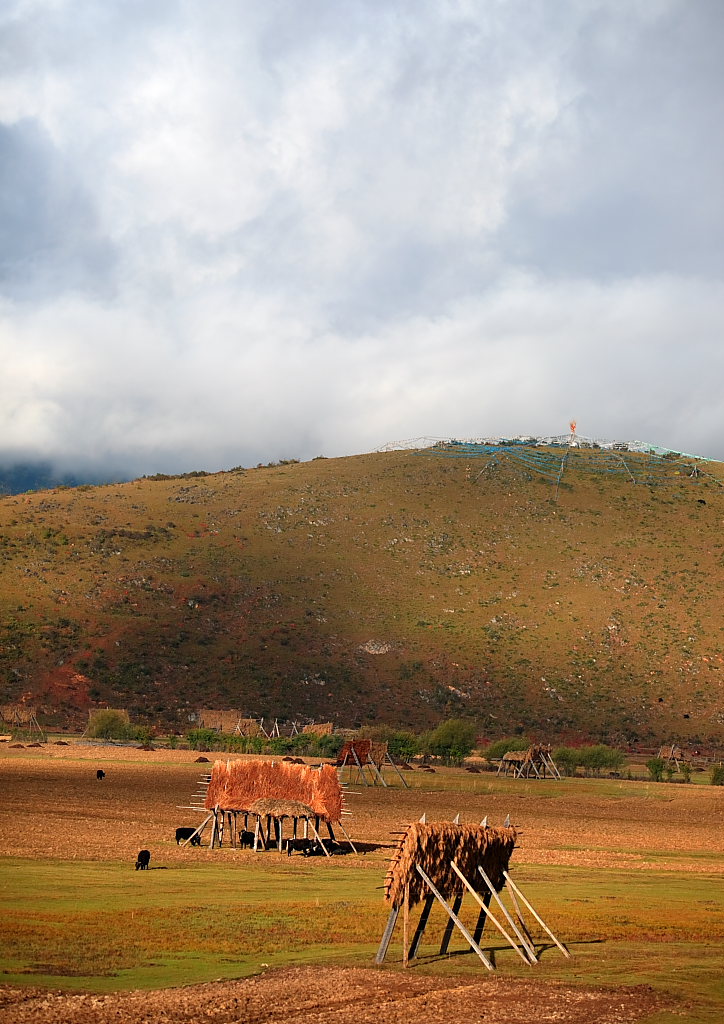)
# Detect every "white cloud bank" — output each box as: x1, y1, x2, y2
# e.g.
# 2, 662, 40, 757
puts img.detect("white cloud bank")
0, 0, 722, 473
